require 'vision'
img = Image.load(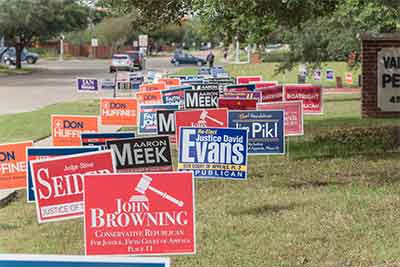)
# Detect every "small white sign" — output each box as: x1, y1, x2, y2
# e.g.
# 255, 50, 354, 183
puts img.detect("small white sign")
378, 48, 400, 111
91, 38, 98, 47
139, 34, 148, 47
